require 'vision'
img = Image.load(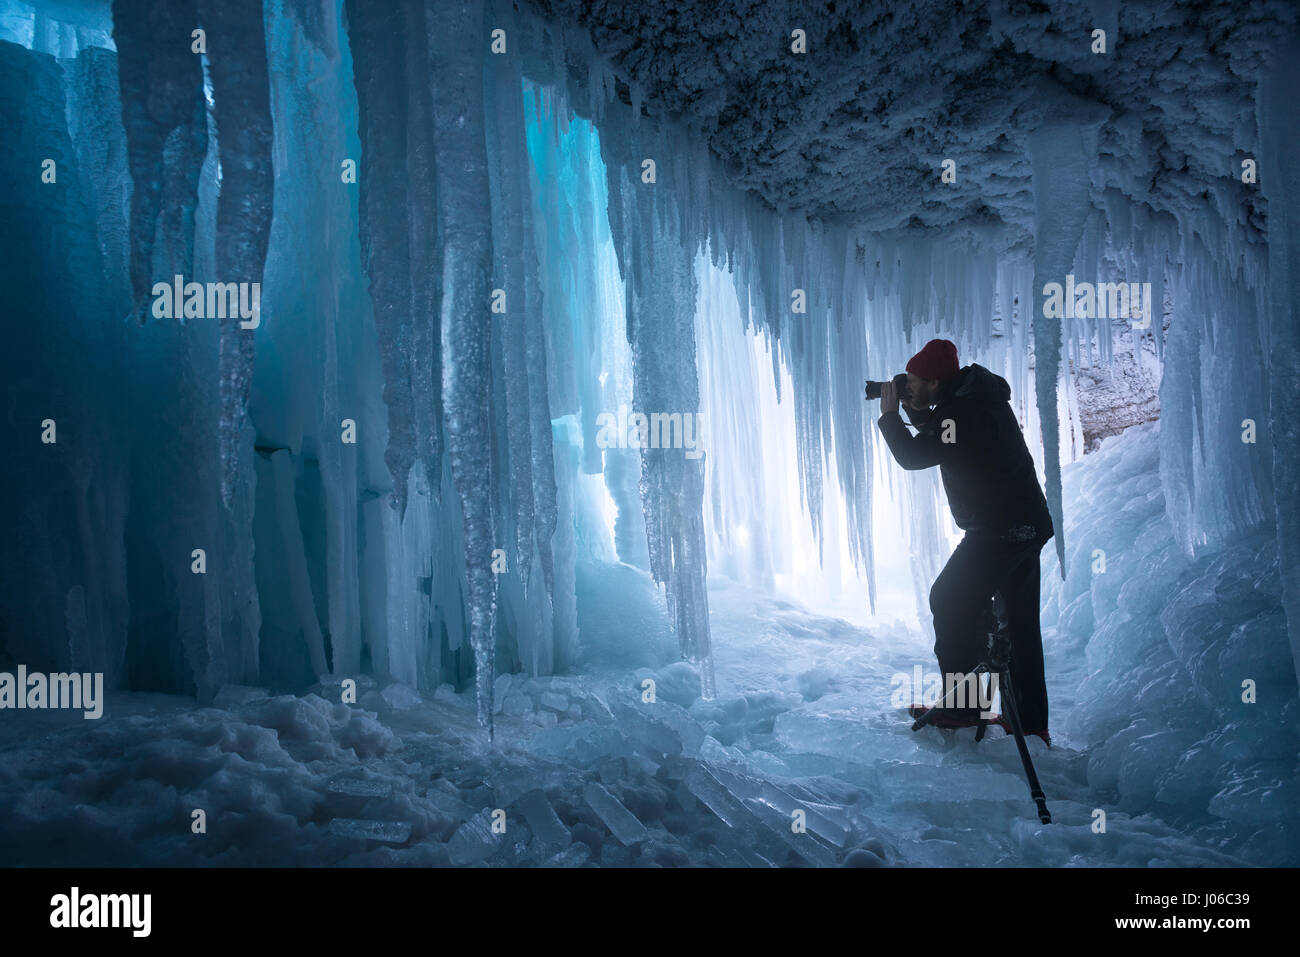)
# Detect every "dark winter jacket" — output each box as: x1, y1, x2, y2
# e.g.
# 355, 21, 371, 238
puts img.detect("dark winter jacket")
877, 363, 1053, 536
